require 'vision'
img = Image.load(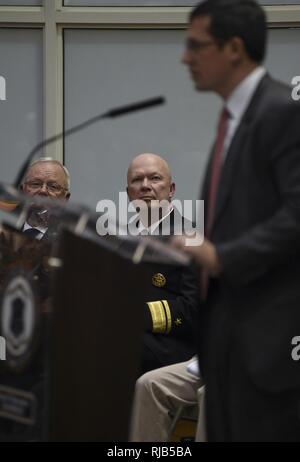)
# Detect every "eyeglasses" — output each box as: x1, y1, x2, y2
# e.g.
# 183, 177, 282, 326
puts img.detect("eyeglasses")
25, 180, 67, 194
185, 39, 216, 52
